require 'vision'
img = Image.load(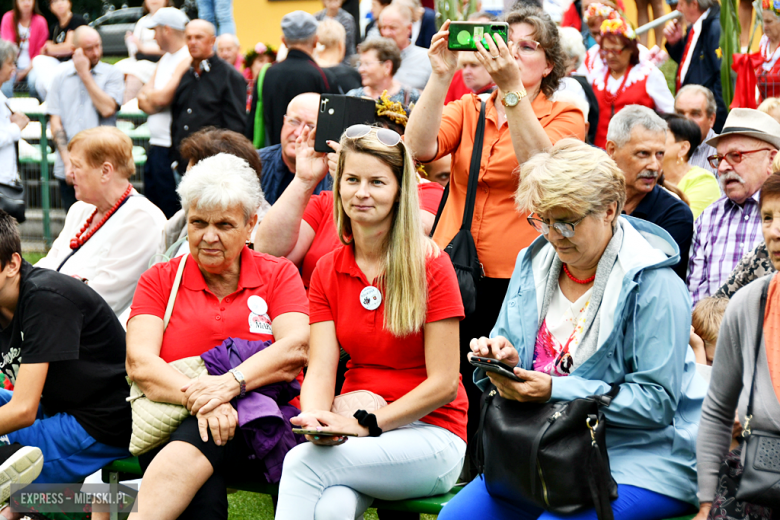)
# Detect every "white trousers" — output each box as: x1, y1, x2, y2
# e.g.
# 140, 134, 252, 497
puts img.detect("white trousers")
275, 421, 466, 520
